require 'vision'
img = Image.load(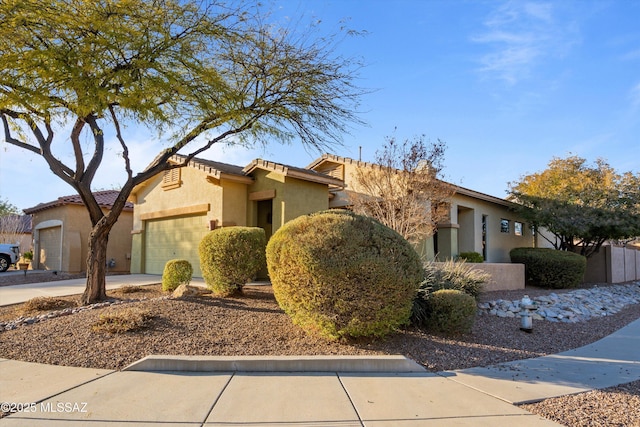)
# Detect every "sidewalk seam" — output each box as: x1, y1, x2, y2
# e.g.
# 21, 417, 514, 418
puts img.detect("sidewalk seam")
200, 371, 235, 426
7, 369, 118, 408
436, 372, 518, 404
336, 373, 365, 427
